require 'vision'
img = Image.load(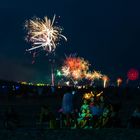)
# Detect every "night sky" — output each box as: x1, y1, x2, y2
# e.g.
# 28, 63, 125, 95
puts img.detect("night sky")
0, 0, 140, 83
